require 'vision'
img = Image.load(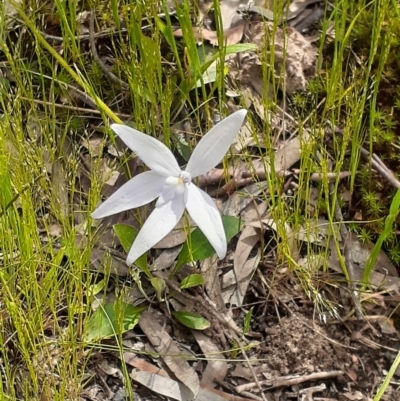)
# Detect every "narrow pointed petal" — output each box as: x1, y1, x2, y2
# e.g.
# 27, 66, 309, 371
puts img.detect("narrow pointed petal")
111, 124, 181, 177
186, 184, 226, 259
185, 109, 247, 178
126, 195, 186, 265
92, 171, 165, 219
